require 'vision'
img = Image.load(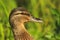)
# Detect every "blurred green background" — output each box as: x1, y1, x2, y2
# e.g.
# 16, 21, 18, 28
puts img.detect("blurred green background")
0, 0, 60, 40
